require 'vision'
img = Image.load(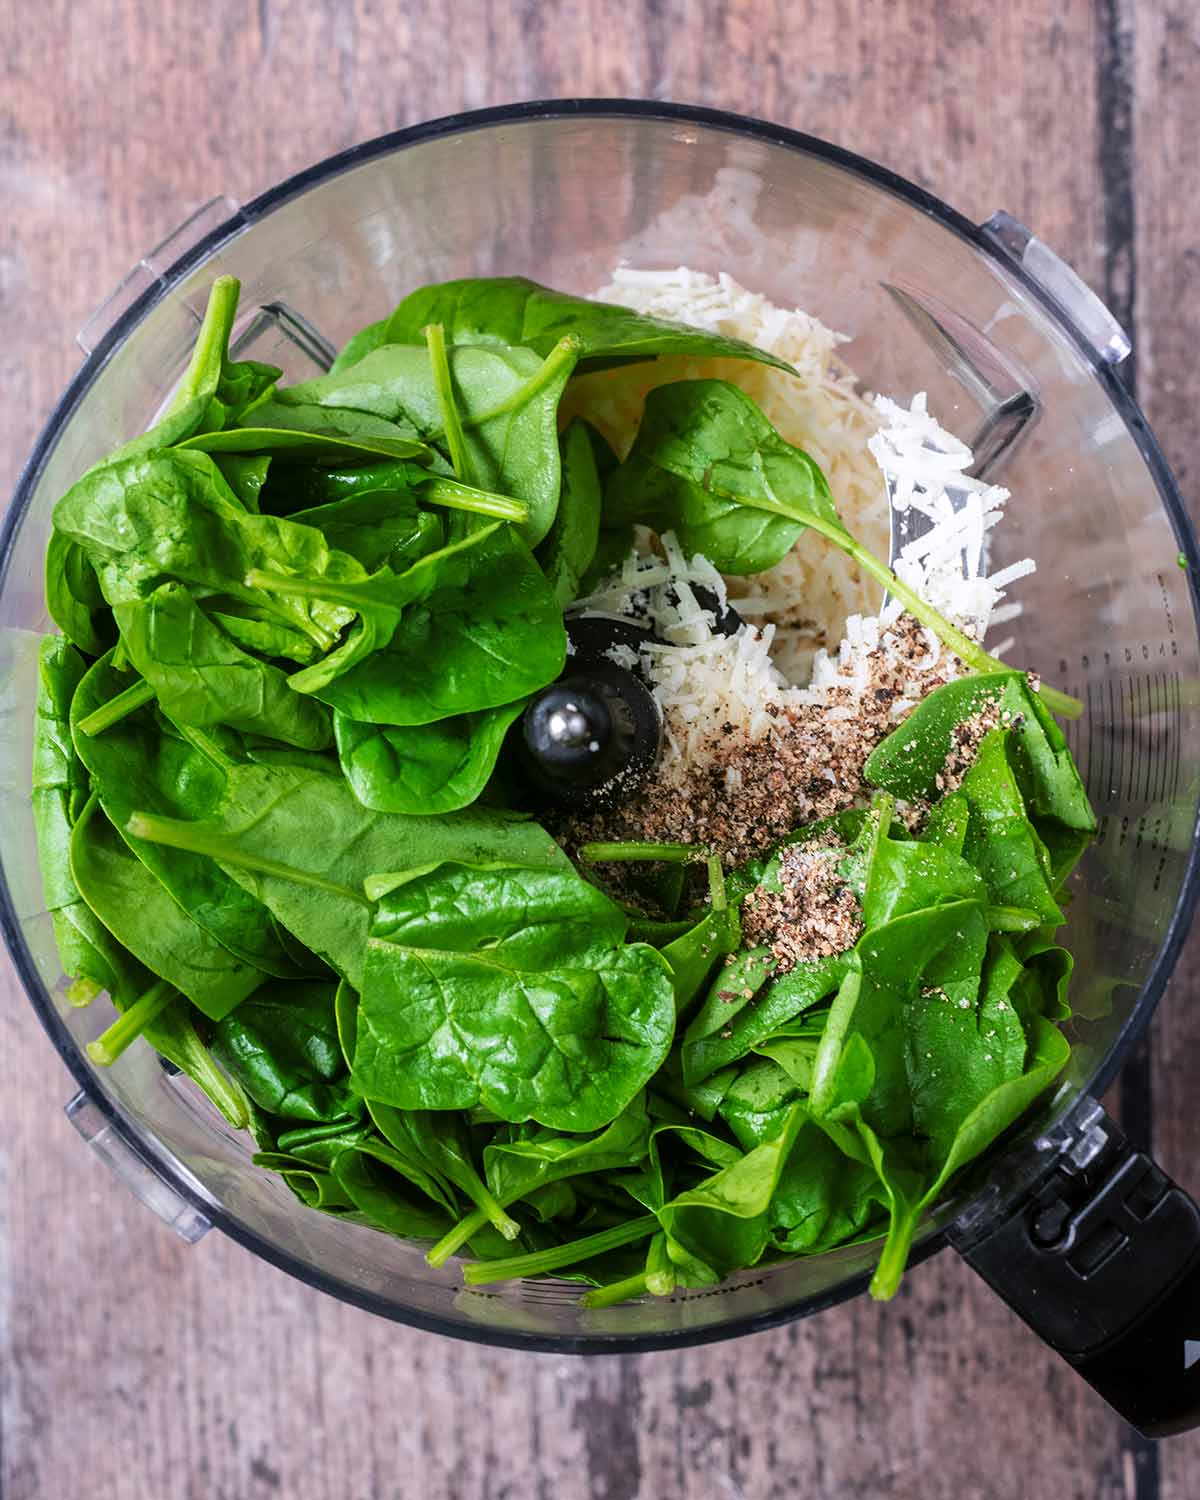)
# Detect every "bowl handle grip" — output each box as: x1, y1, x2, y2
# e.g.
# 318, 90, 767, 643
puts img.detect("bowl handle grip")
950, 1099, 1200, 1436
